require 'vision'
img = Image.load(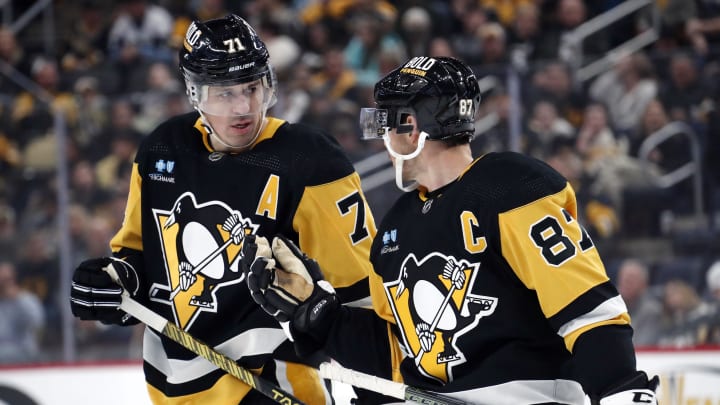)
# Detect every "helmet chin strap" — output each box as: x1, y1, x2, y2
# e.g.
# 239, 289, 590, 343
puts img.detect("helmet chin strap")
382, 130, 429, 192
198, 109, 267, 151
